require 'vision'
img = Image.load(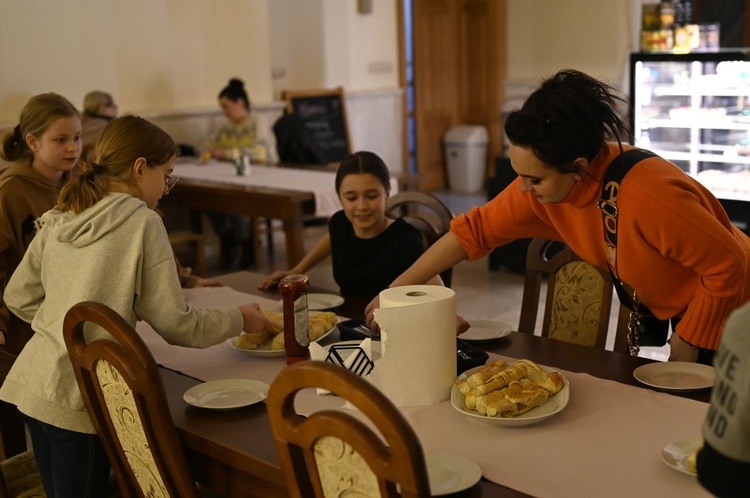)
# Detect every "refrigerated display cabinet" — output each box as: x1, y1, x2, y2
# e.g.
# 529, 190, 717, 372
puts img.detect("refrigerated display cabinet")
630, 50, 750, 221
